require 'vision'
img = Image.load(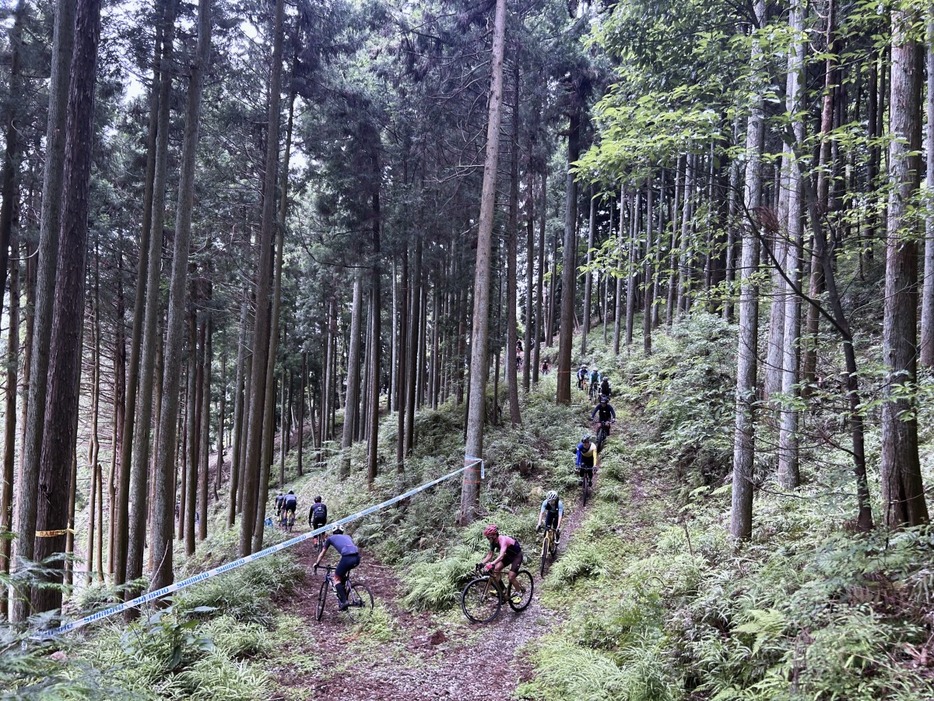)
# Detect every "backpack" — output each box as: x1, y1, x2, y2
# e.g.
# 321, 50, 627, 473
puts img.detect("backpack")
312, 503, 327, 520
